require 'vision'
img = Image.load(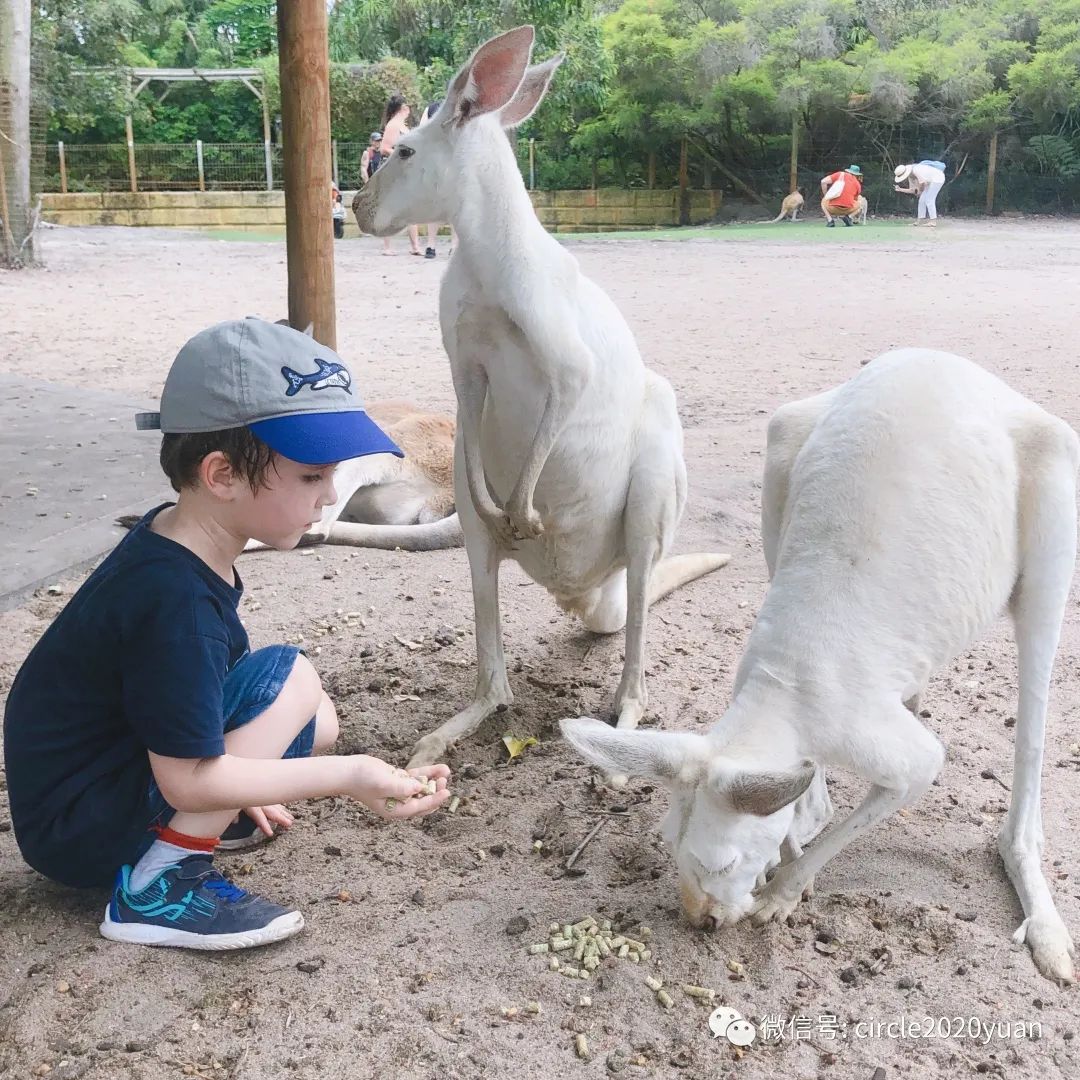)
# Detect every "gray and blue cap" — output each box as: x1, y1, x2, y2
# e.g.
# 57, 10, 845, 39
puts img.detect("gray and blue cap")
136, 318, 402, 466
